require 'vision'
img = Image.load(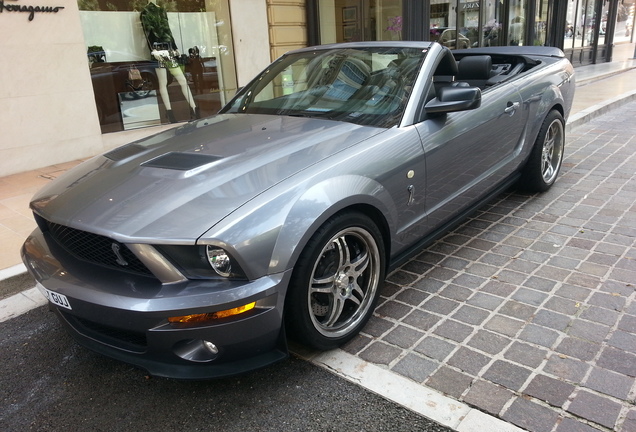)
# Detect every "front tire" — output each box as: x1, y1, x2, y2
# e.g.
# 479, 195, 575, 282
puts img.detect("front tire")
285, 212, 385, 350
519, 110, 565, 192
